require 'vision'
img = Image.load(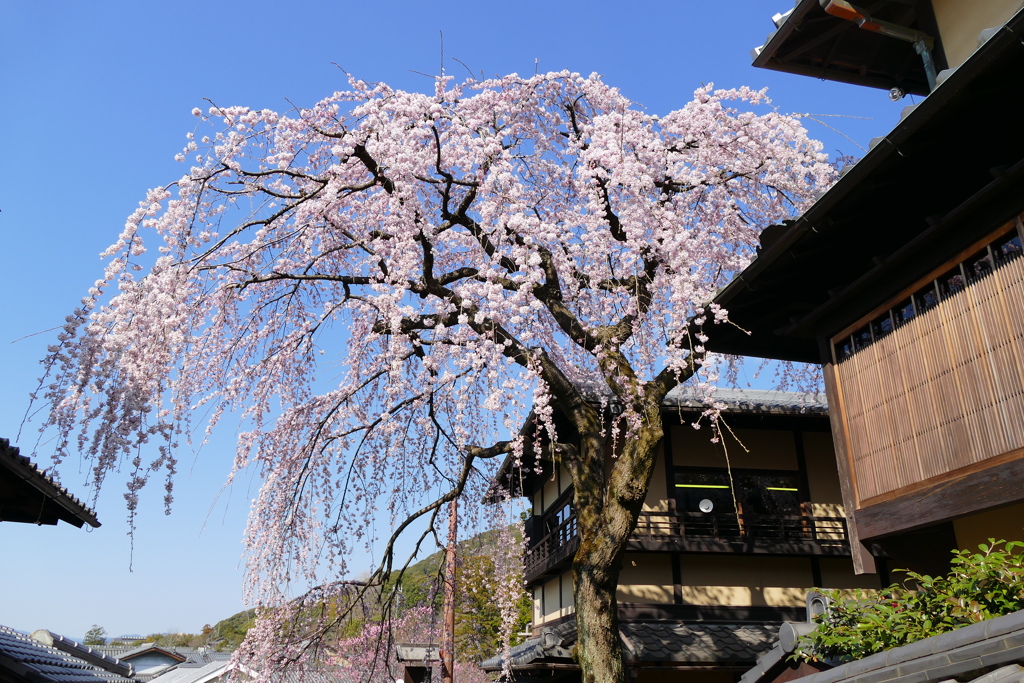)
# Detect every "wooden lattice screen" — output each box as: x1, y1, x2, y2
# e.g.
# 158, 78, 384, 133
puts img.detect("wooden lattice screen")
834, 253, 1024, 505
